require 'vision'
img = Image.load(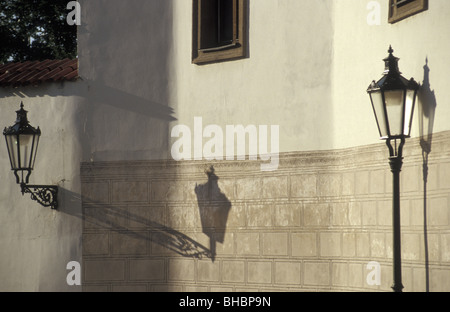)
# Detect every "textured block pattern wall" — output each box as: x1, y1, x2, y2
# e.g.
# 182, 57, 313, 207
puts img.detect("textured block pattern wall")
81, 132, 450, 292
